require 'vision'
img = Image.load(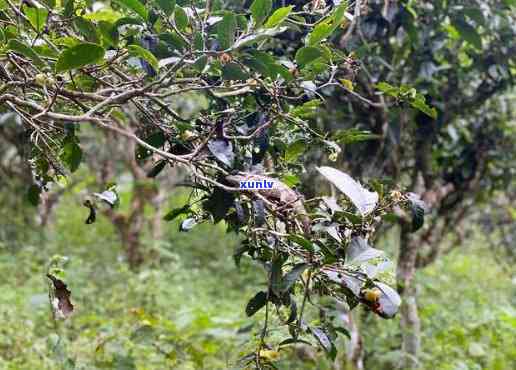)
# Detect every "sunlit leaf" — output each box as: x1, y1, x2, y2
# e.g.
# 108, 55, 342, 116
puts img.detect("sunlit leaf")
115, 0, 148, 20
317, 166, 378, 215
264, 6, 293, 28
